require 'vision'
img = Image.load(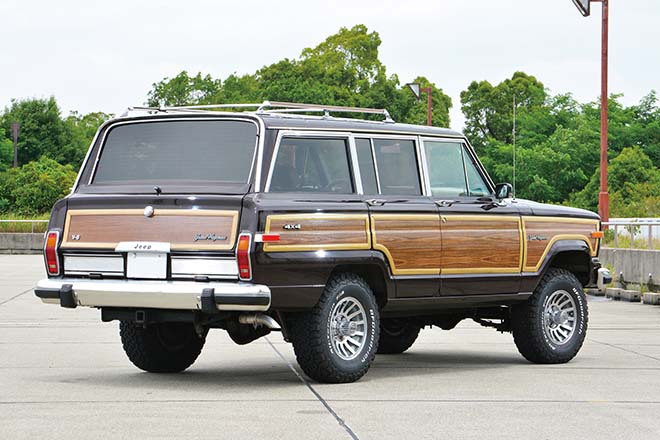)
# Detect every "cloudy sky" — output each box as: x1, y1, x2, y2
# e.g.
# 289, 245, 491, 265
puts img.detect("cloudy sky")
1, 0, 657, 130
